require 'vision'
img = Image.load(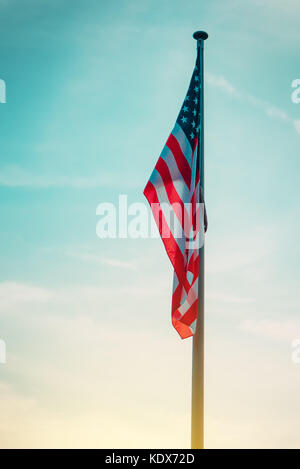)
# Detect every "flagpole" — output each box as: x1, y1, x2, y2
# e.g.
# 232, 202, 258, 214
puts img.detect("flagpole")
191, 30, 208, 450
